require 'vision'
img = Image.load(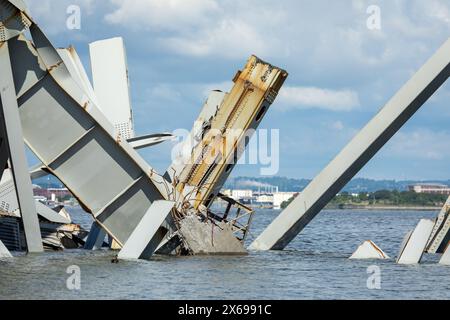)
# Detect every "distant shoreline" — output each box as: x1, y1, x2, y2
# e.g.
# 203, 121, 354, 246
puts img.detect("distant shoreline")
325, 205, 440, 211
